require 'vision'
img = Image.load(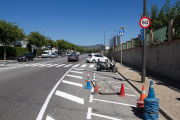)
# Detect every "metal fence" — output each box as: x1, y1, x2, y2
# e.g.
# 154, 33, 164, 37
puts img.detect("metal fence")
153, 26, 168, 43
133, 37, 138, 48
174, 20, 180, 40
128, 41, 131, 49
123, 43, 126, 50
